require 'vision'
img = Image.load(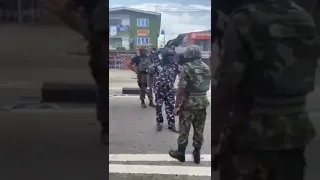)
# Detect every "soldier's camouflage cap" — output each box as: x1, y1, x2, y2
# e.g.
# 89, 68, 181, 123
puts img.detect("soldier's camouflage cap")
184, 45, 202, 58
